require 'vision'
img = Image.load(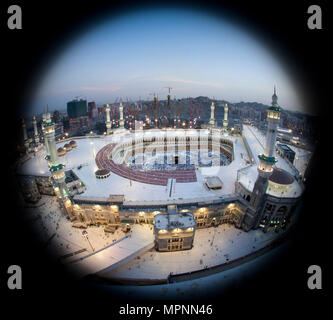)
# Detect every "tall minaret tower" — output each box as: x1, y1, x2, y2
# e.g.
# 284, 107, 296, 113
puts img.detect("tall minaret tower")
22, 118, 30, 151
42, 106, 51, 167
119, 100, 124, 129
223, 103, 229, 133
264, 86, 280, 157
166, 87, 172, 121
249, 87, 281, 212
105, 104, 111, 134
153, 94, 159, 127
32, 116, 39, 145
209, 101, 215, 126
42, 107, 68, 199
